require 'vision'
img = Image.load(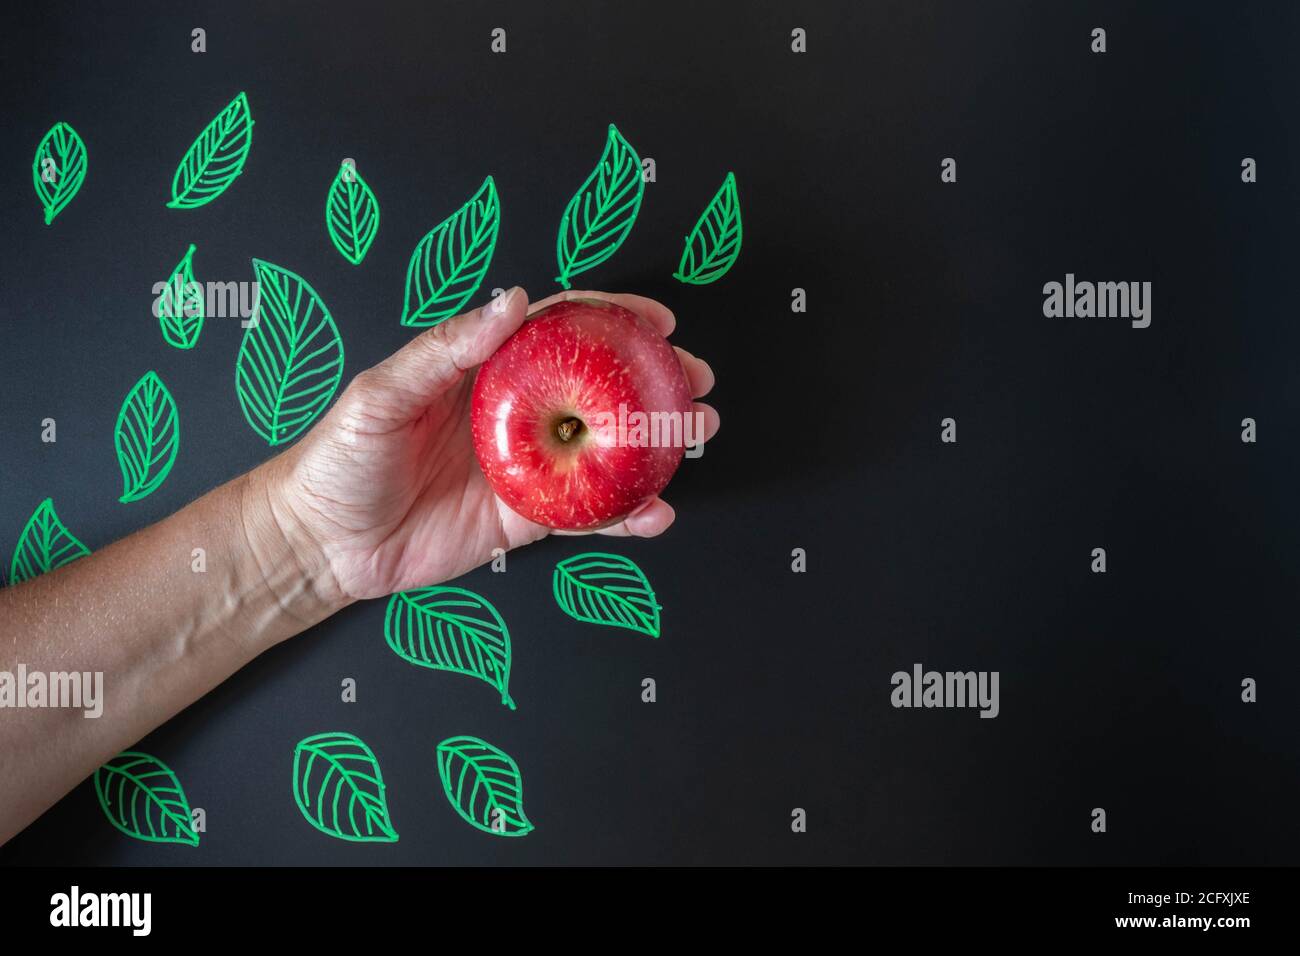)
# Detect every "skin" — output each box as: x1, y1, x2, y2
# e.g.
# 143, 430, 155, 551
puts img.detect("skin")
0, 287, 719, 847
